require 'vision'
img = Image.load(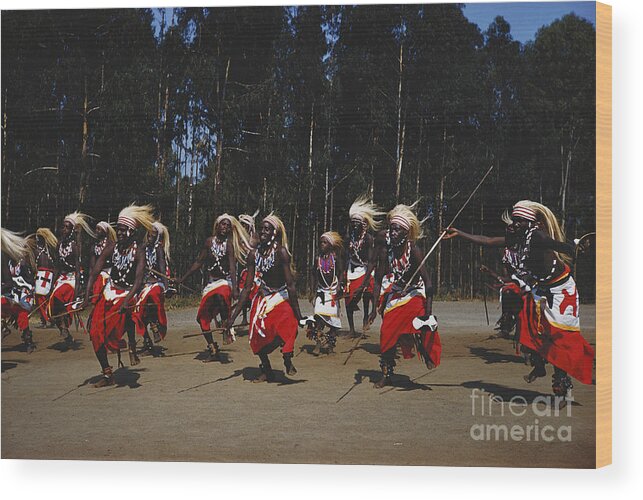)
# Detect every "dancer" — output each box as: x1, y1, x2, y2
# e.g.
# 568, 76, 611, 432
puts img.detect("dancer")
48, 212, 94, 348
238, 210, 259, 324
179, 214, 249, 361
369, 205, 441, 389
226, 214, 302, 382
345, 196, 384, 337
31, 228, 57, 327
132, 221, 170, 353
308, 231, 344, 355
445, 200, 594, 402
1, 228, 36, 352
88, 221, 116, 303
83, 204, 155, 386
